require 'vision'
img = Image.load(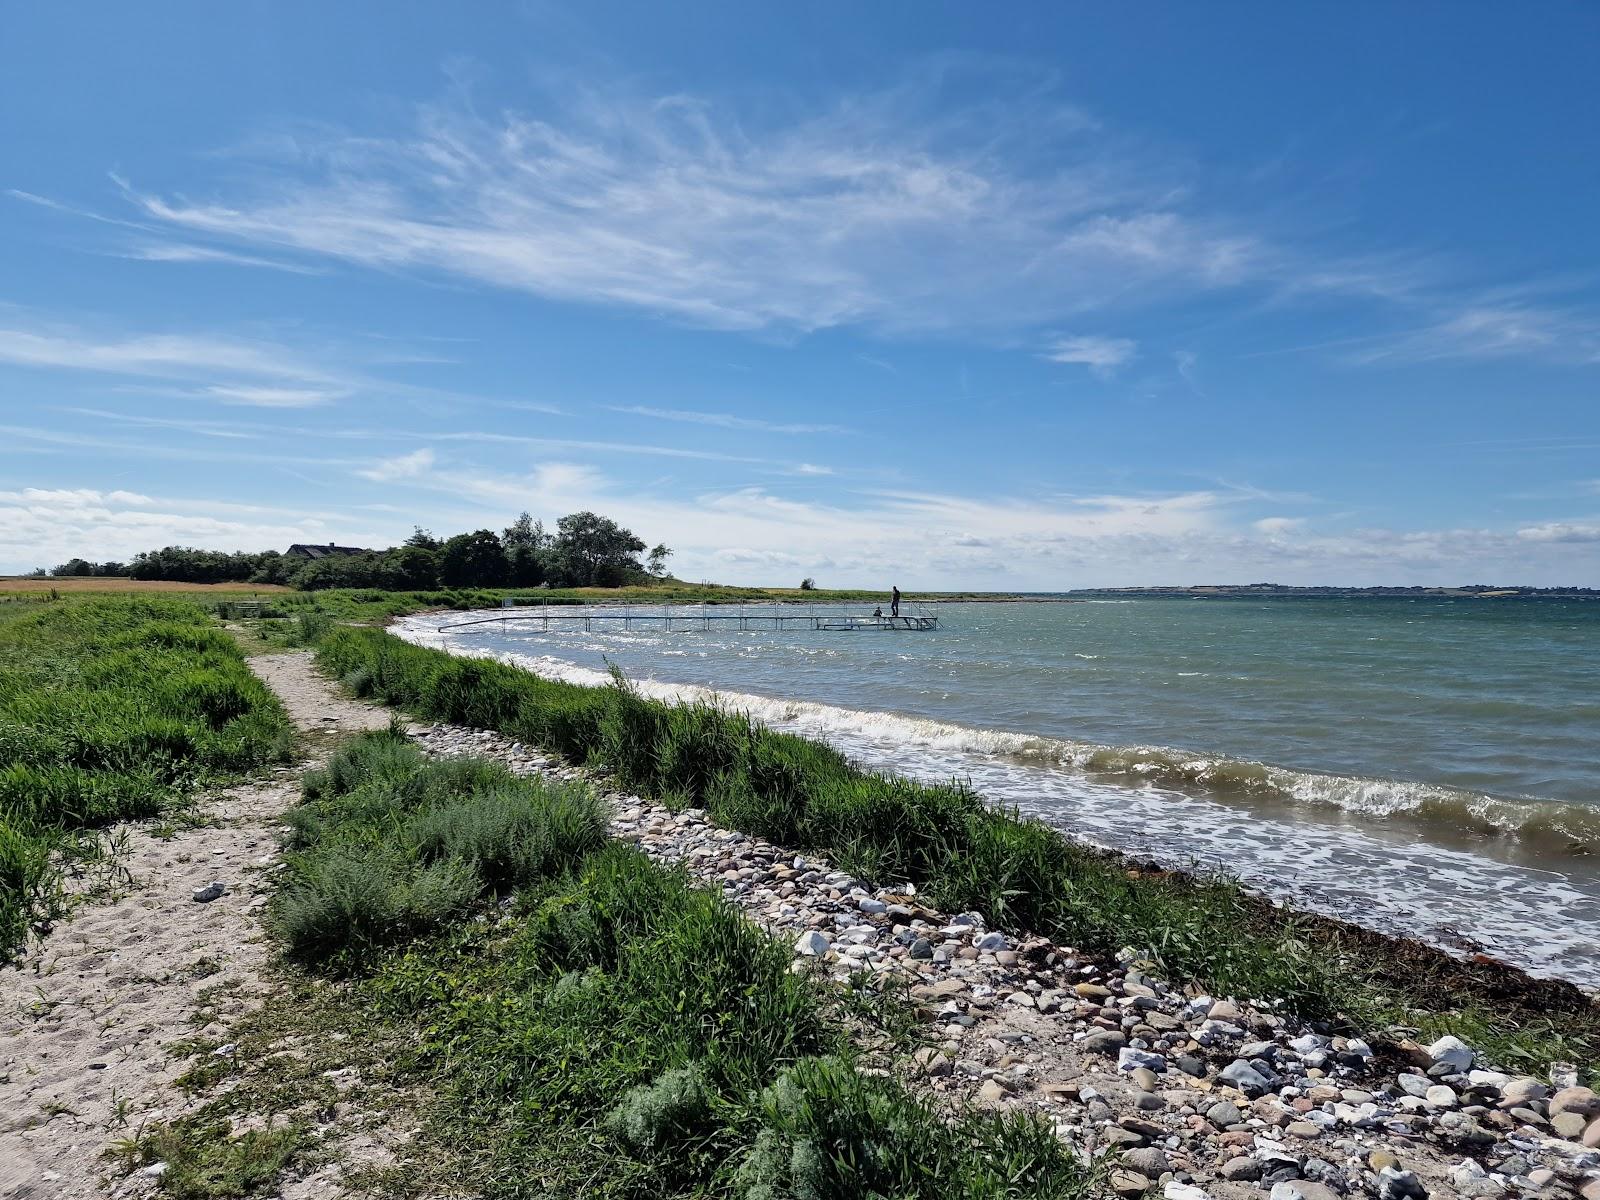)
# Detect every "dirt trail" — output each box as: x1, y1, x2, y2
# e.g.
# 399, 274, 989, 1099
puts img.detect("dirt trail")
0, 651, 390, 1200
